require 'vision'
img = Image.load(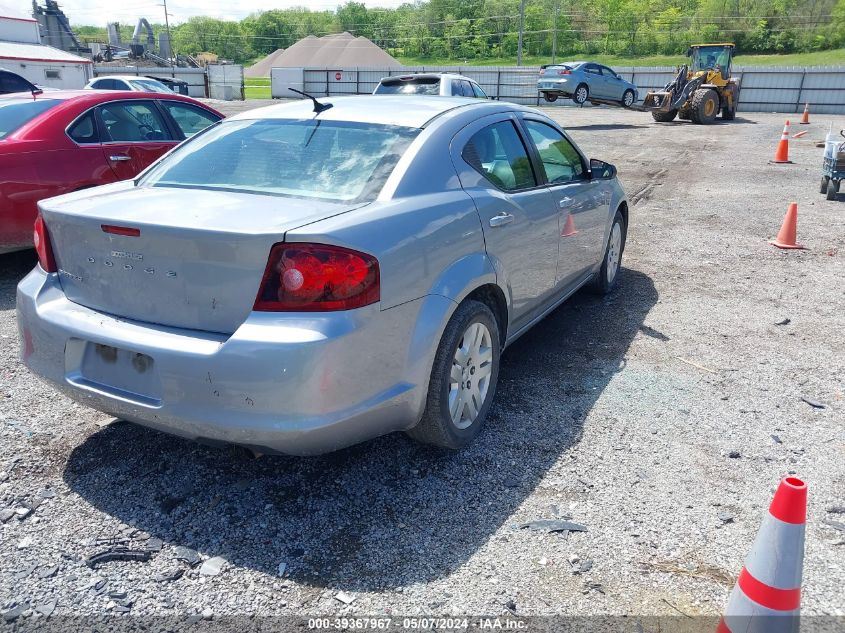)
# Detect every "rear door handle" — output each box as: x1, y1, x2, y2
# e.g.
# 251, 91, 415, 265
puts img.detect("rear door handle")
489, 212, 514, 227
109, 155, 131, 162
